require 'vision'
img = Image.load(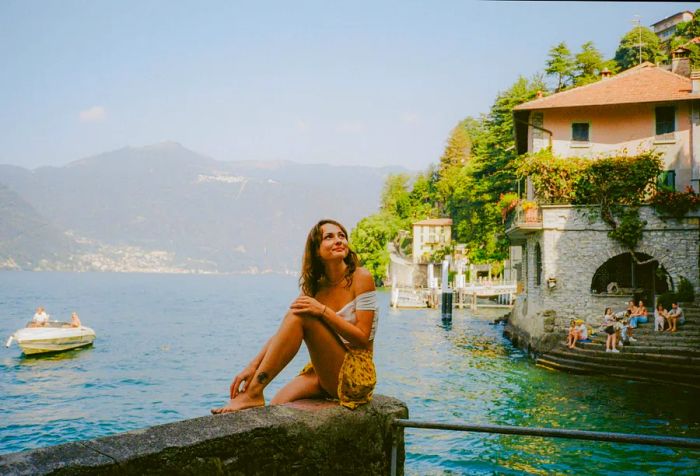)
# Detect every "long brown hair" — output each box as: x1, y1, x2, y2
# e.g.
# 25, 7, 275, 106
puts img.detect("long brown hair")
299, 219, 359, 296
